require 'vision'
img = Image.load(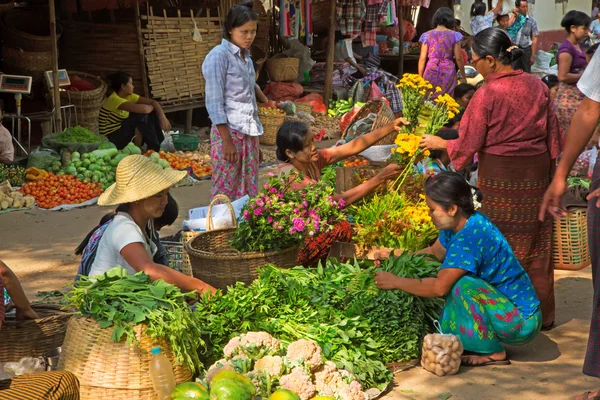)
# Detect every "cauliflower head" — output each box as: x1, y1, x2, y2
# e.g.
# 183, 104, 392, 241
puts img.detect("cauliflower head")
253, 355, 285, 377
286, 339, 323, 371
314, 361, 344, 397
338, 380, 368, 400
279, 367, 316, 400
225, 331, 281, 360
